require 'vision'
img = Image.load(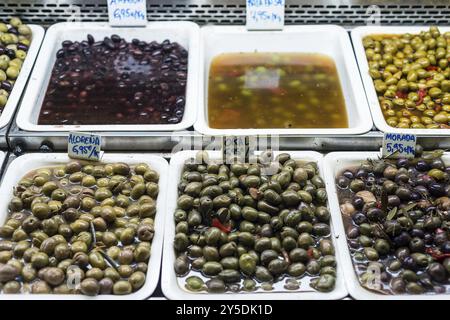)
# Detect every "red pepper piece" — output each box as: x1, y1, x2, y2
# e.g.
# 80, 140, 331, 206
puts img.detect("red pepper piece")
416, 89, 427, 105
426, 247, 450, 262
307, 248, 314, 258
426, 66, 438, 71
396, 91, 408, 99
212, 218, 231, 233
